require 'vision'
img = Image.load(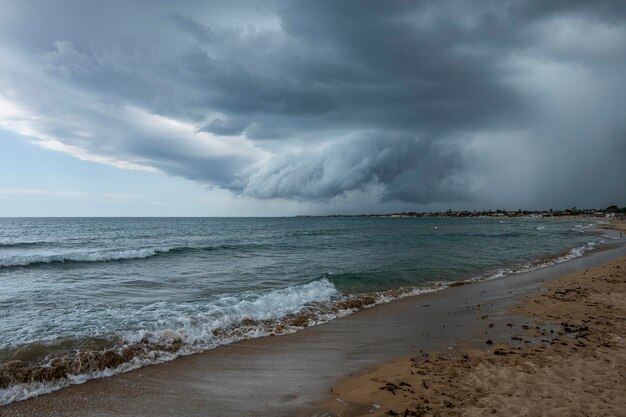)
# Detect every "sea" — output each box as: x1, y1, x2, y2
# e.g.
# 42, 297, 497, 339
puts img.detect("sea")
0, 216, 606, 404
